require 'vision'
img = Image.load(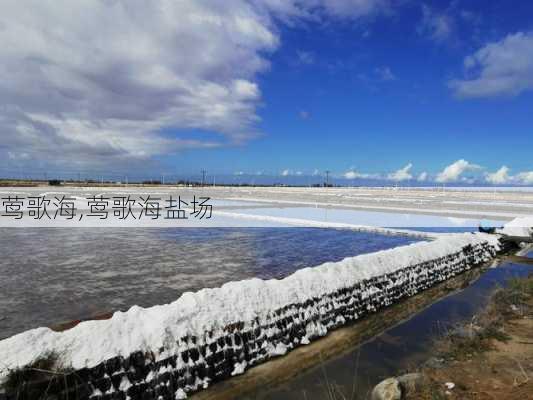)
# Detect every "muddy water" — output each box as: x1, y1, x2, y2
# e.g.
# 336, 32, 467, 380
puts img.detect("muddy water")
255, 252, 533, 400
